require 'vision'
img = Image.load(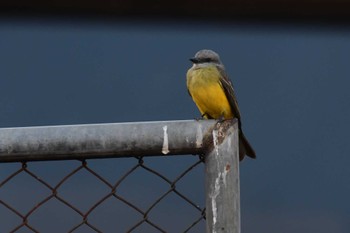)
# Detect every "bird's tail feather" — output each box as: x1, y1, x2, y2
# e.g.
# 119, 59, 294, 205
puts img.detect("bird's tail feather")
239, 131, 256, 161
